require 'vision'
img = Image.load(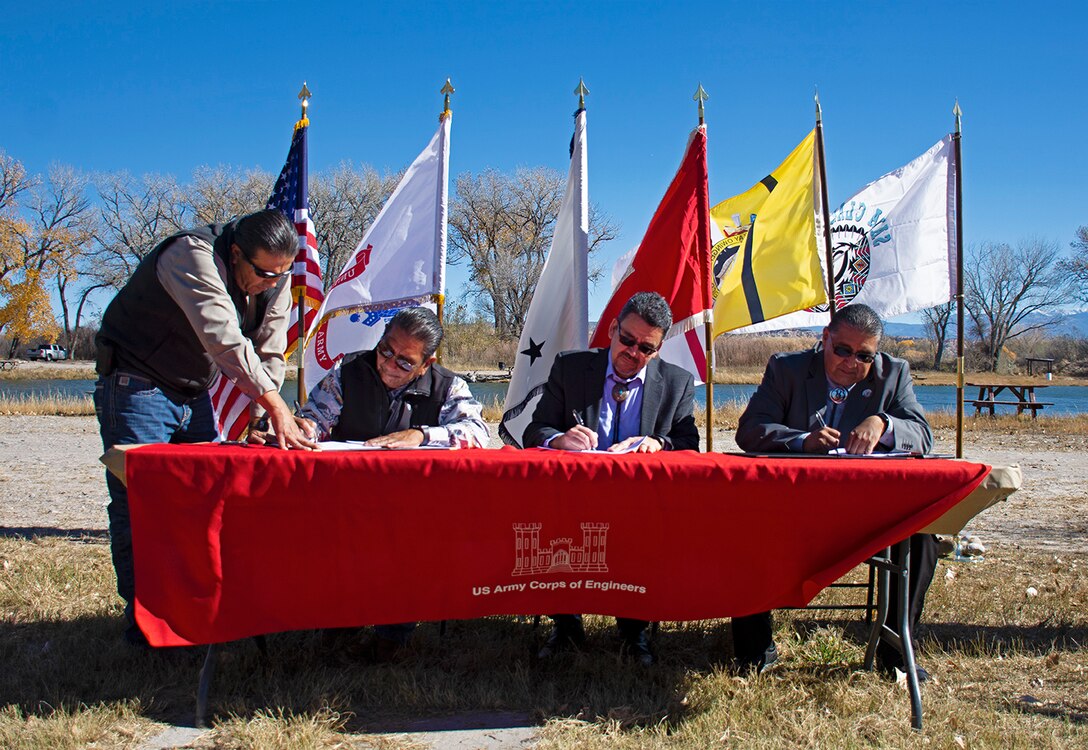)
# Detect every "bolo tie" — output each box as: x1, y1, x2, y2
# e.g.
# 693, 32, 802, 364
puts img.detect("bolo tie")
611, 381, 630, 444
827, 386, 848, 428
